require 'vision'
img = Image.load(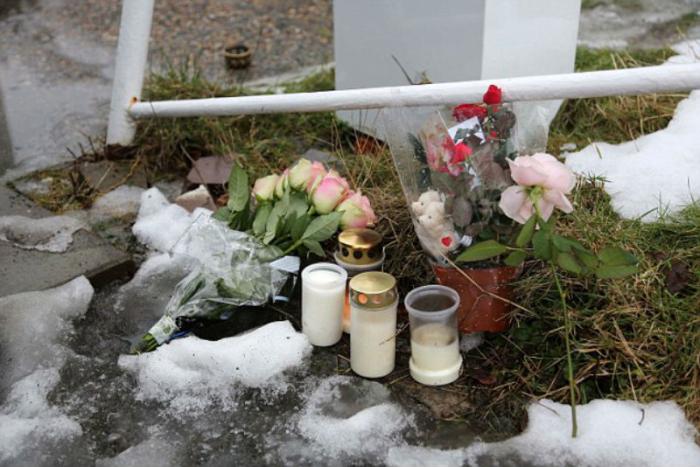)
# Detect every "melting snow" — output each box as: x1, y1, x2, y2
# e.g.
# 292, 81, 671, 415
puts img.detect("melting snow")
118, 321, 312, 414
90, 185, 145, 221
132, 187, 211, 253
295, 376, 413, 459
96, 436, 179, 467
385, 399, 700, 467
565, 42, 700, 221
0, 214, 85, 252
0, 277, 94, 463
